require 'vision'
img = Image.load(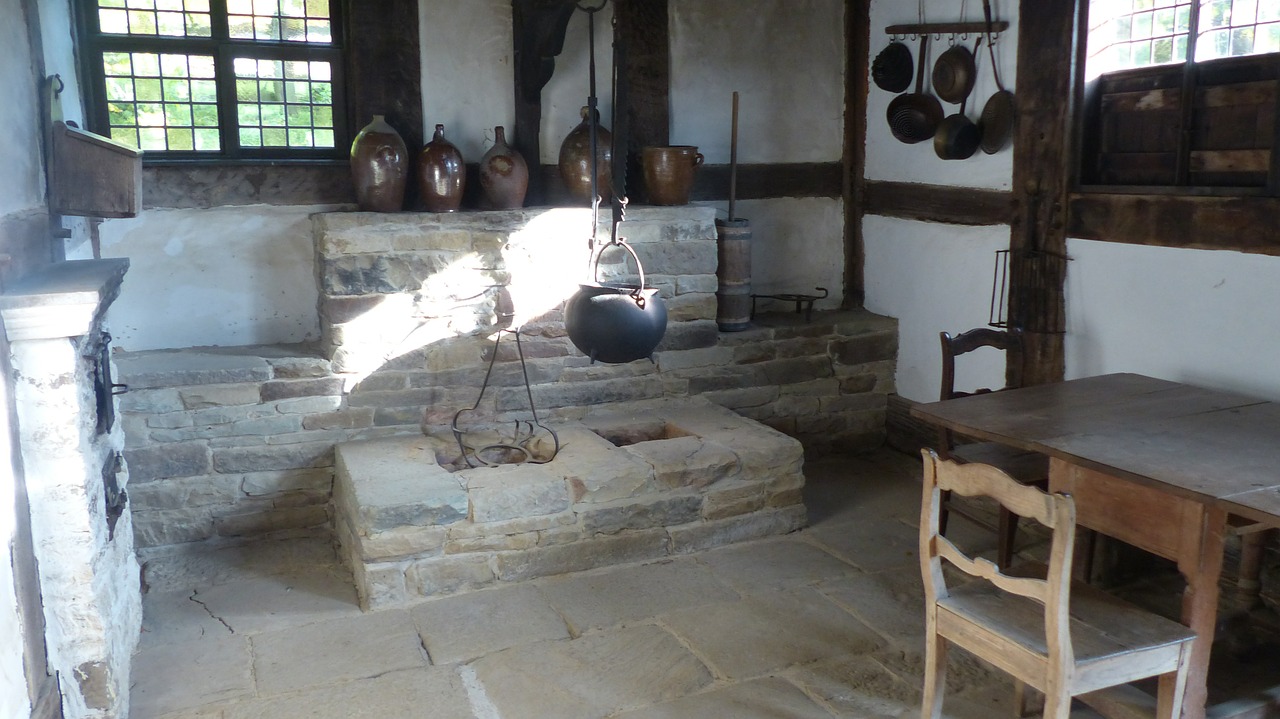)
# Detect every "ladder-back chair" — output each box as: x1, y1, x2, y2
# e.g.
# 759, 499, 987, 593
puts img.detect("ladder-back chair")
919, 450, 1196, 719
938, 327, 1049, 568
